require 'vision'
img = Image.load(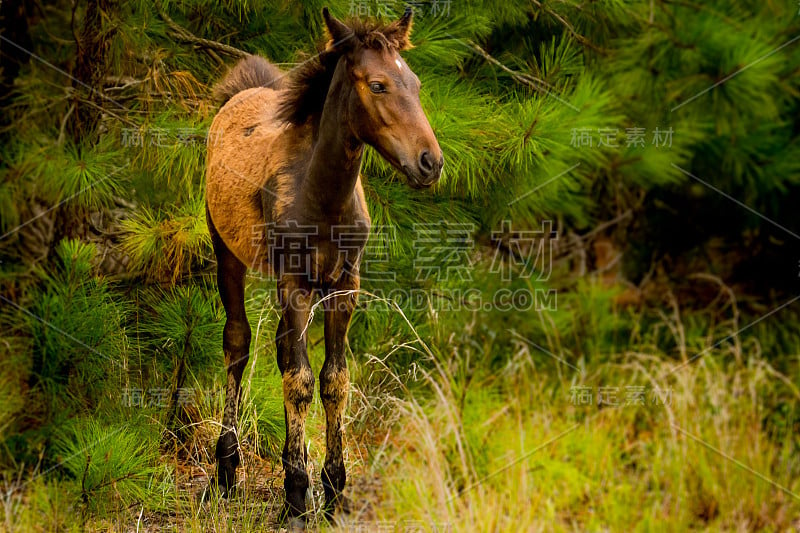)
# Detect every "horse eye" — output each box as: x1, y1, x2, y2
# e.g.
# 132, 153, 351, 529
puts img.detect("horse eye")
369, 82, 386, 94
